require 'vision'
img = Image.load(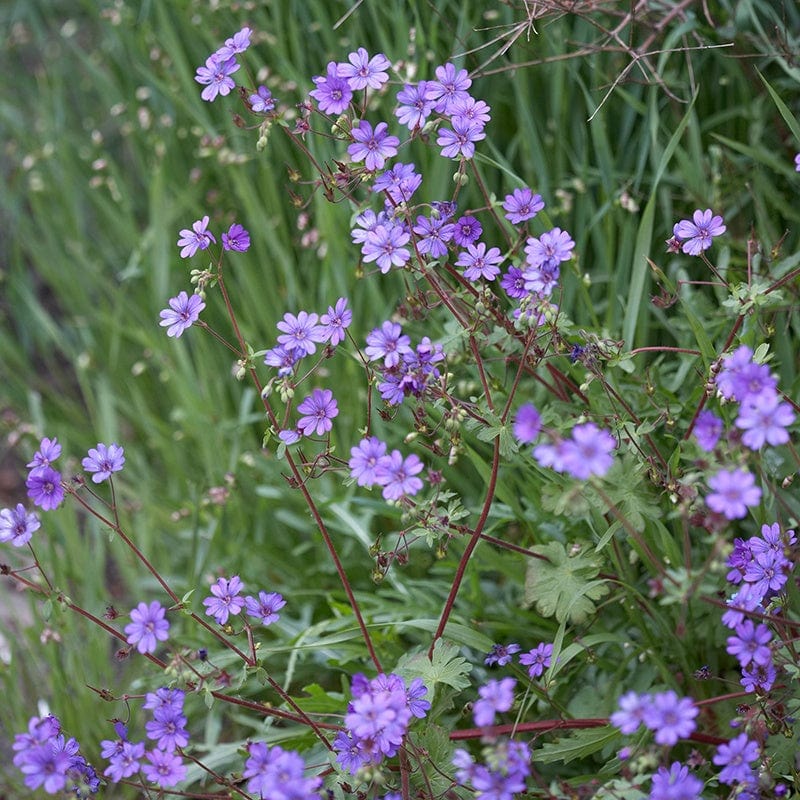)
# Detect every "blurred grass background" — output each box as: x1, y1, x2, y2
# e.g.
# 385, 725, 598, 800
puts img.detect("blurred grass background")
1, 0, 799, 794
